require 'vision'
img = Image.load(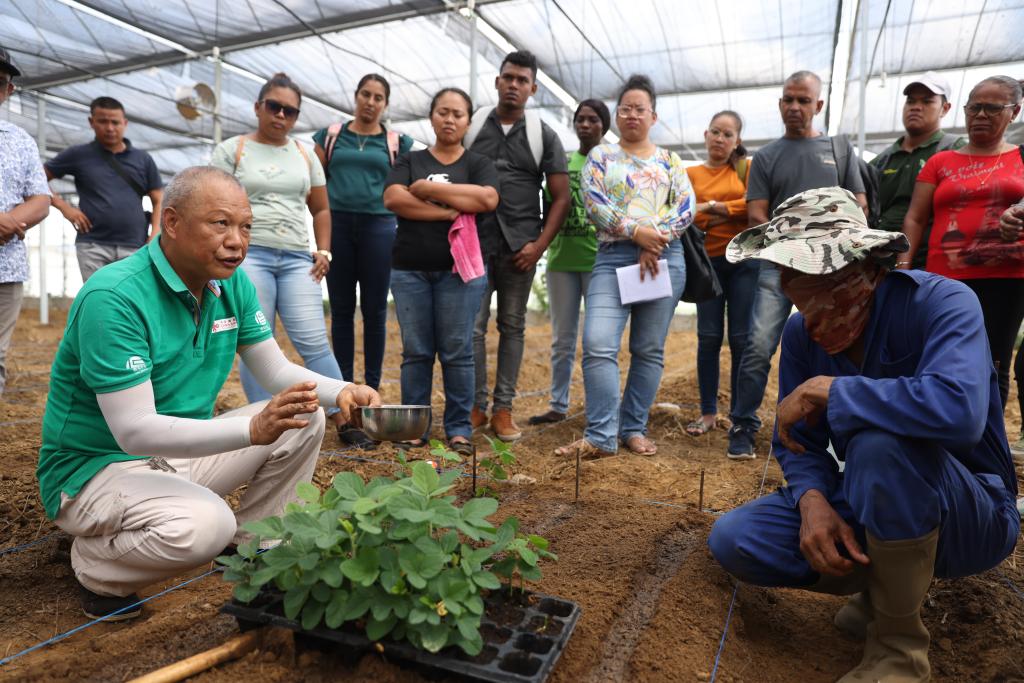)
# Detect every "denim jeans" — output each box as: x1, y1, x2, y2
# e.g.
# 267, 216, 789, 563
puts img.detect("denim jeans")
582, 239, 686, 452
324, 211, 396, 389
695, 256, 759, 415
392, 270, 488, 439
239, 245, 344, 416
546, 270, 592, 414
731, 262, 793, 431
474, 241, 536, 412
